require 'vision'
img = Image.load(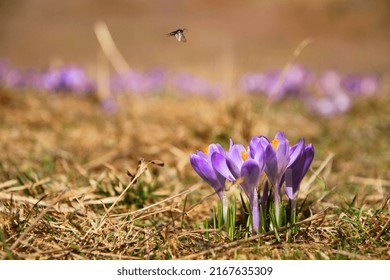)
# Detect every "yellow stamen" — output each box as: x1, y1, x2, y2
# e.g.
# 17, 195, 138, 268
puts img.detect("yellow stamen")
271, 139, 279, 150
240, 150, 249, 161
203, 146, 209, 155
